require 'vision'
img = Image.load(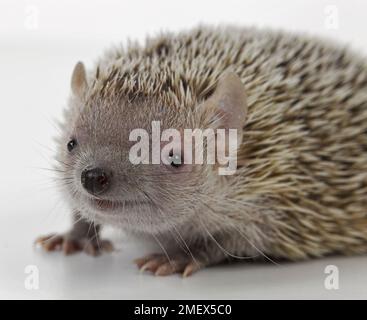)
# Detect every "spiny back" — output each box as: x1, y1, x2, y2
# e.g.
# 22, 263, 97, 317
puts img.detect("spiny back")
88, 26, 367, 258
